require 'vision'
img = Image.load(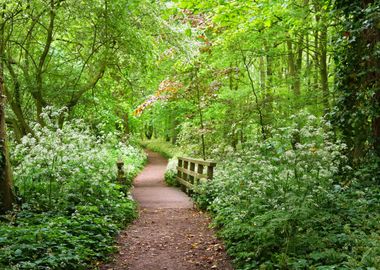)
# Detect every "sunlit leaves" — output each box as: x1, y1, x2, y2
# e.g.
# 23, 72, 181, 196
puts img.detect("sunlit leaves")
133, 79, 183, 116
